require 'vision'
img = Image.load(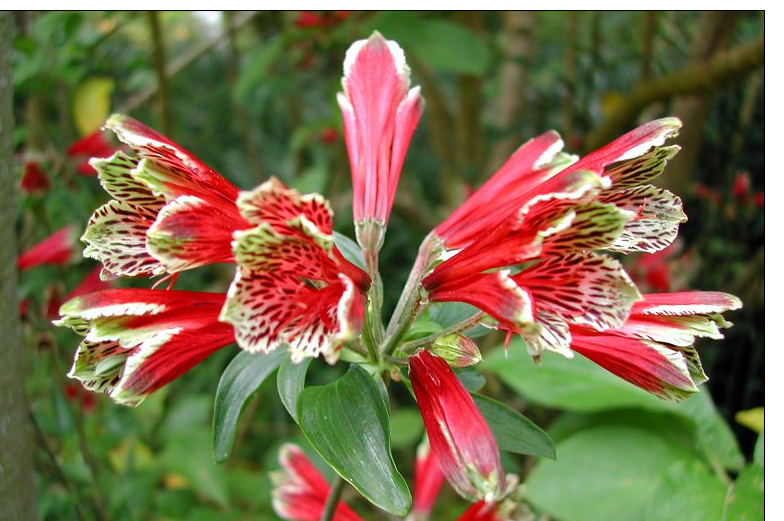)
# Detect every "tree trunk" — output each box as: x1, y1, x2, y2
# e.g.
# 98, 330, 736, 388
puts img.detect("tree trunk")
486, 11, 535, 172
0, 11, 38, 520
